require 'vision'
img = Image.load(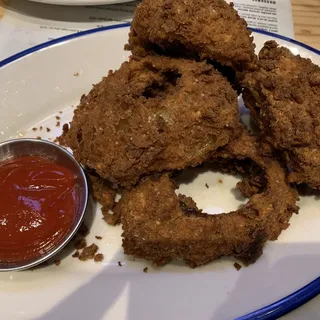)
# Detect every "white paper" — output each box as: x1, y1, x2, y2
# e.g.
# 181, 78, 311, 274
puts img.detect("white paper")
0, 0, 294, 61
232, 0, 294, 37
